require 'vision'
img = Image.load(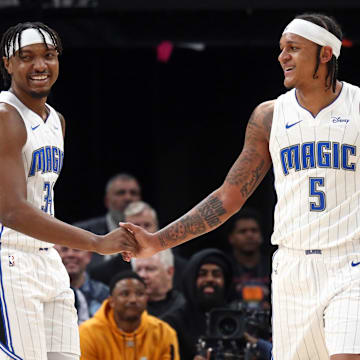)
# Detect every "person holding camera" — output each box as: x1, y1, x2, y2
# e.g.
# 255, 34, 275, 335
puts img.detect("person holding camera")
162, 248, 234, 360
